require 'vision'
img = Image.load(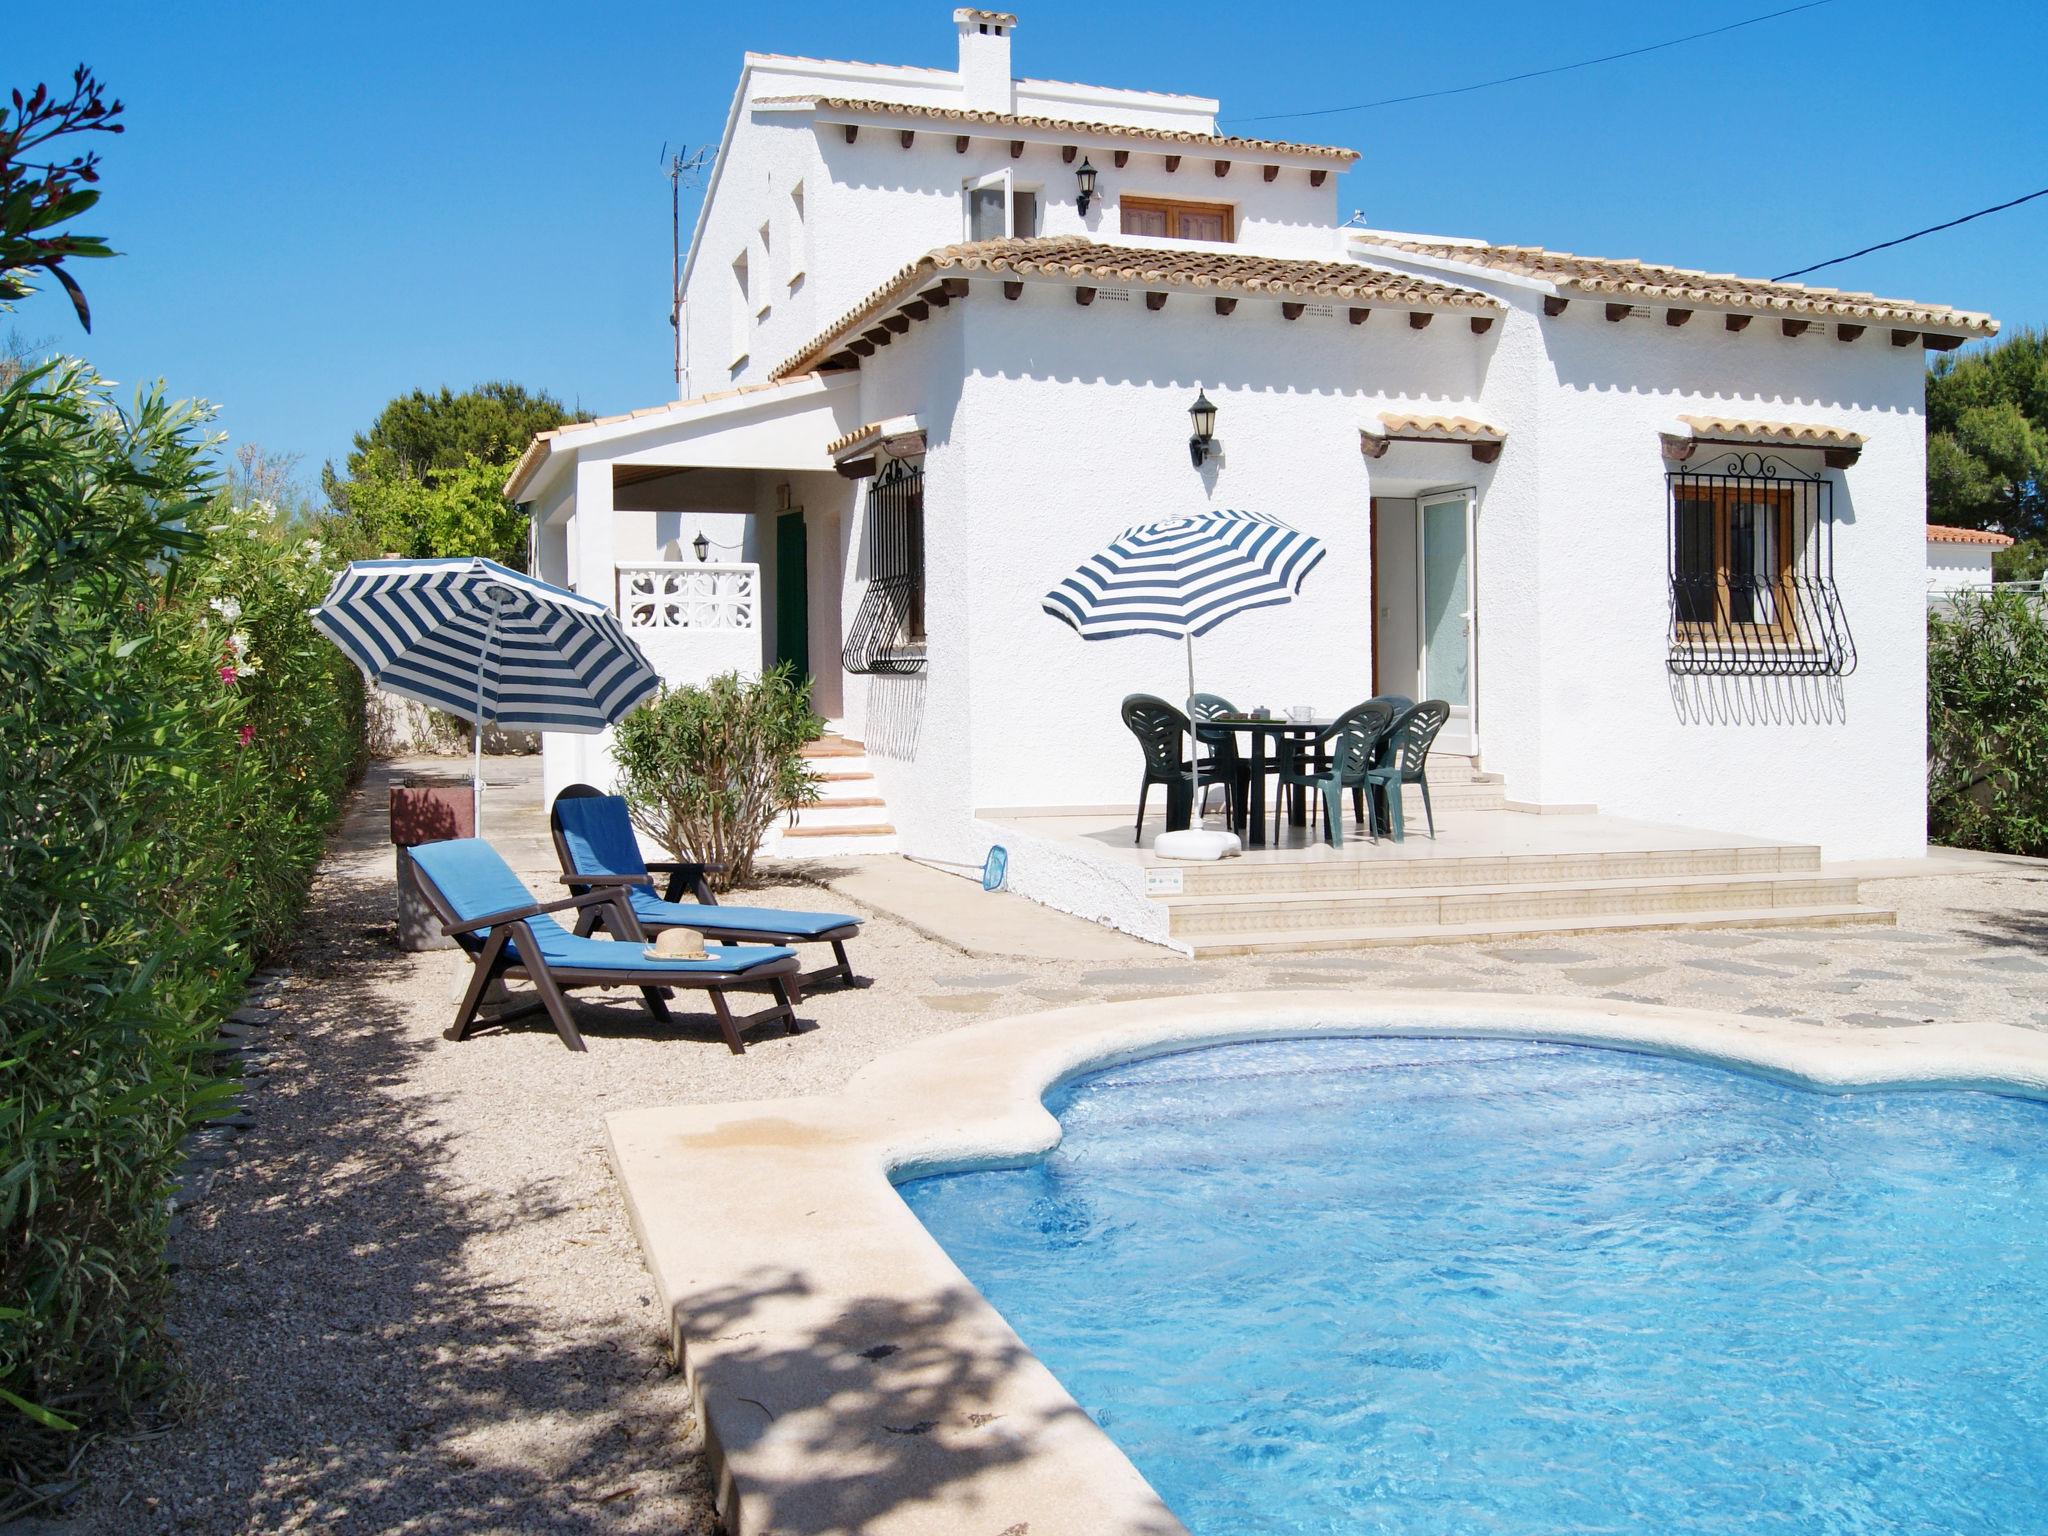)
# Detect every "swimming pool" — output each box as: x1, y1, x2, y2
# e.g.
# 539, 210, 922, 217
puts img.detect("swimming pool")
898, 1036, 2048, 1534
